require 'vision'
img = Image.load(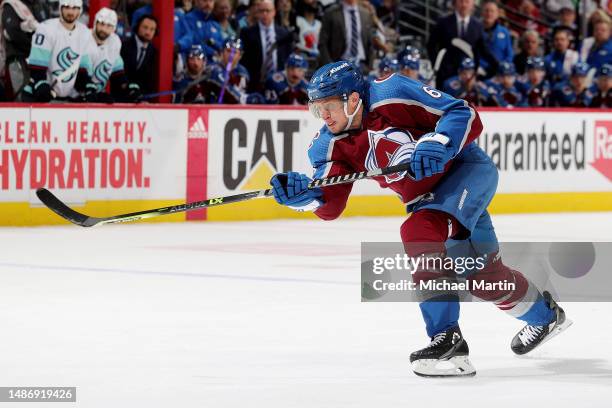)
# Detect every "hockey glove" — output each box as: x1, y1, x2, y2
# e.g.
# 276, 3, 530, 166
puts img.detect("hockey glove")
84, 83, 100, 102
33, 80, 52, 102
270, 172, 323, 211
127, 83, 142, 102
410, 133, 456, 180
